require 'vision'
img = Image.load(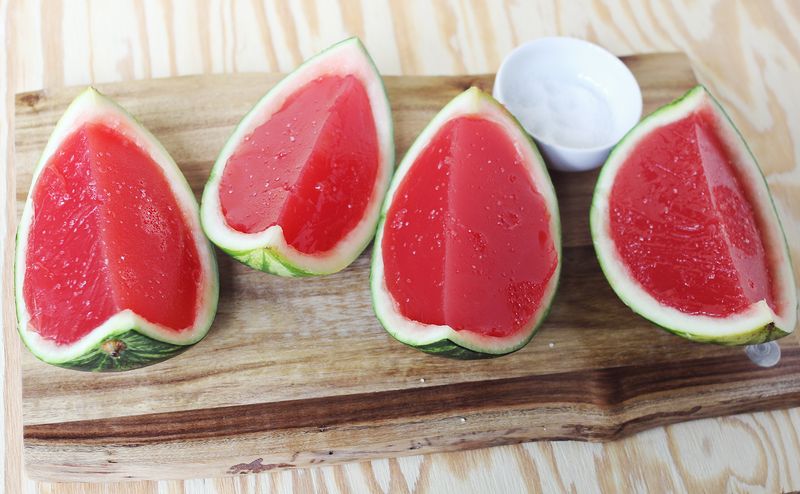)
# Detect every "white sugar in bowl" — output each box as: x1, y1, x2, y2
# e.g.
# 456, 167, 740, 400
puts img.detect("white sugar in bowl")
493, 37, 642, 172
